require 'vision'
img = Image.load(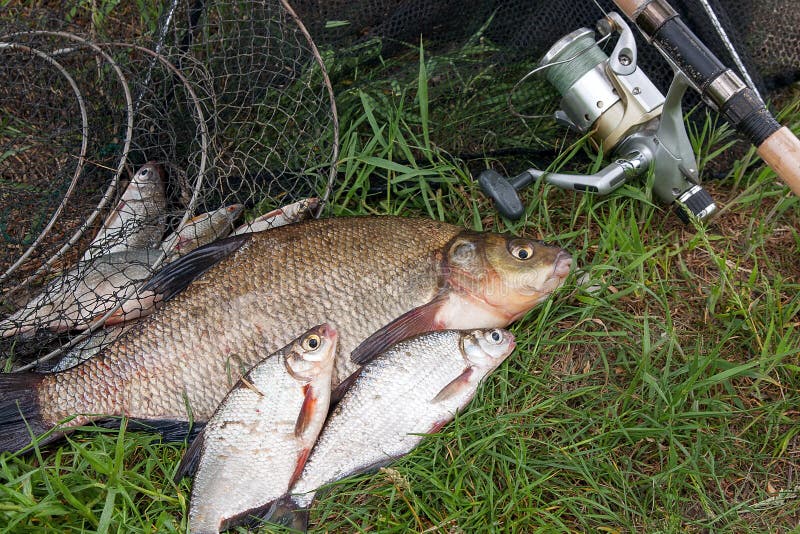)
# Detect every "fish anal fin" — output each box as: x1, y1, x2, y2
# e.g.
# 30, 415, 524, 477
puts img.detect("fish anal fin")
431, 367, 473, 403
350, 293, 447, 366
294, 385, 317, 438
97, 418, 202, 444
142, 234, 250, 302
174, 426, 206, 482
